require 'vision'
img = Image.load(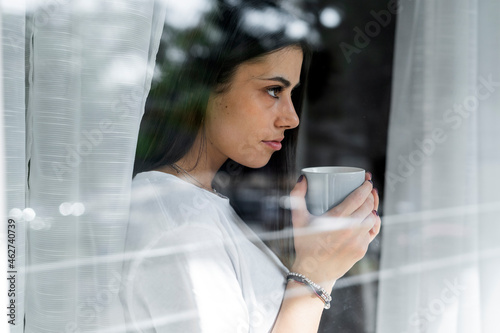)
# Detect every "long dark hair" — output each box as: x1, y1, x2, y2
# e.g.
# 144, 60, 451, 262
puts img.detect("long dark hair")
134, 0, 313, 265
